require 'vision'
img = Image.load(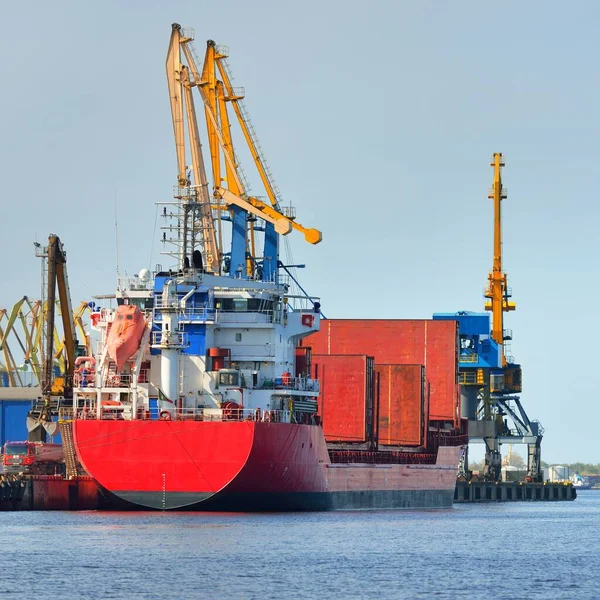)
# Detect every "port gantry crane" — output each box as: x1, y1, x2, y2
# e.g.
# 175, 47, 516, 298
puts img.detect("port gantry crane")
0, 298, 43, 387
434, 153, 543, 482
0, 297, 89, 389
481, 154, 543, 482
164, 24, 321, 283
